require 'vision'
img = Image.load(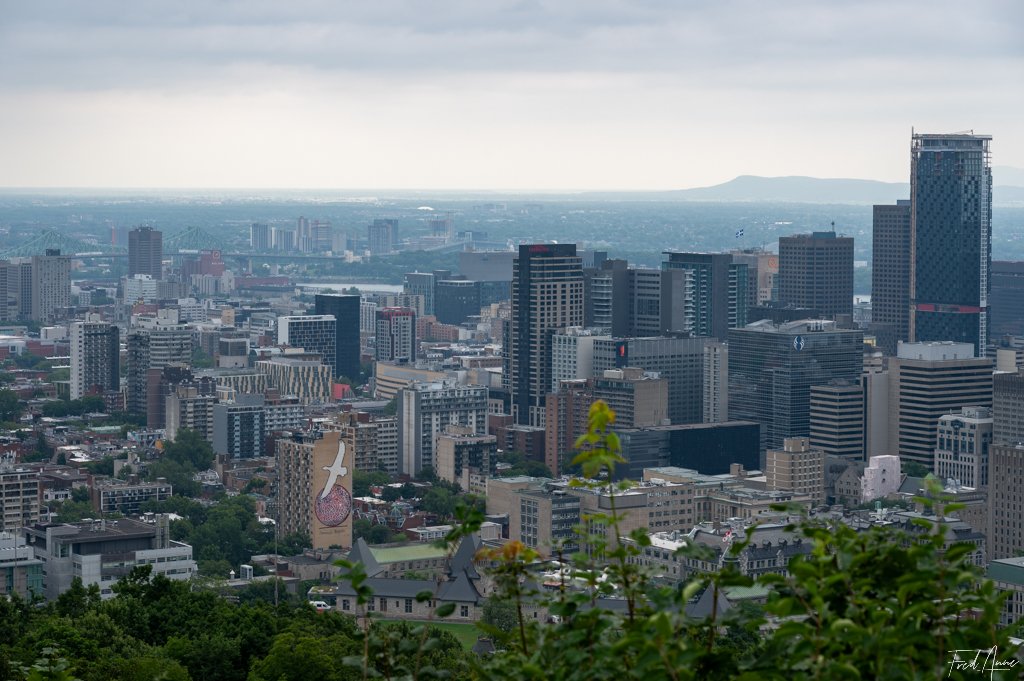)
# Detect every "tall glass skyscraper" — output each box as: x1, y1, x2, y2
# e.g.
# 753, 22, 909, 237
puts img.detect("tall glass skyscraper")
910, 132, 992, 356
